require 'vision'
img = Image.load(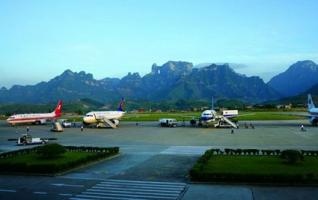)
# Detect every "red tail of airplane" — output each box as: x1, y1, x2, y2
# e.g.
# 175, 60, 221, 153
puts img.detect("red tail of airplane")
54, 100, 63, 117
